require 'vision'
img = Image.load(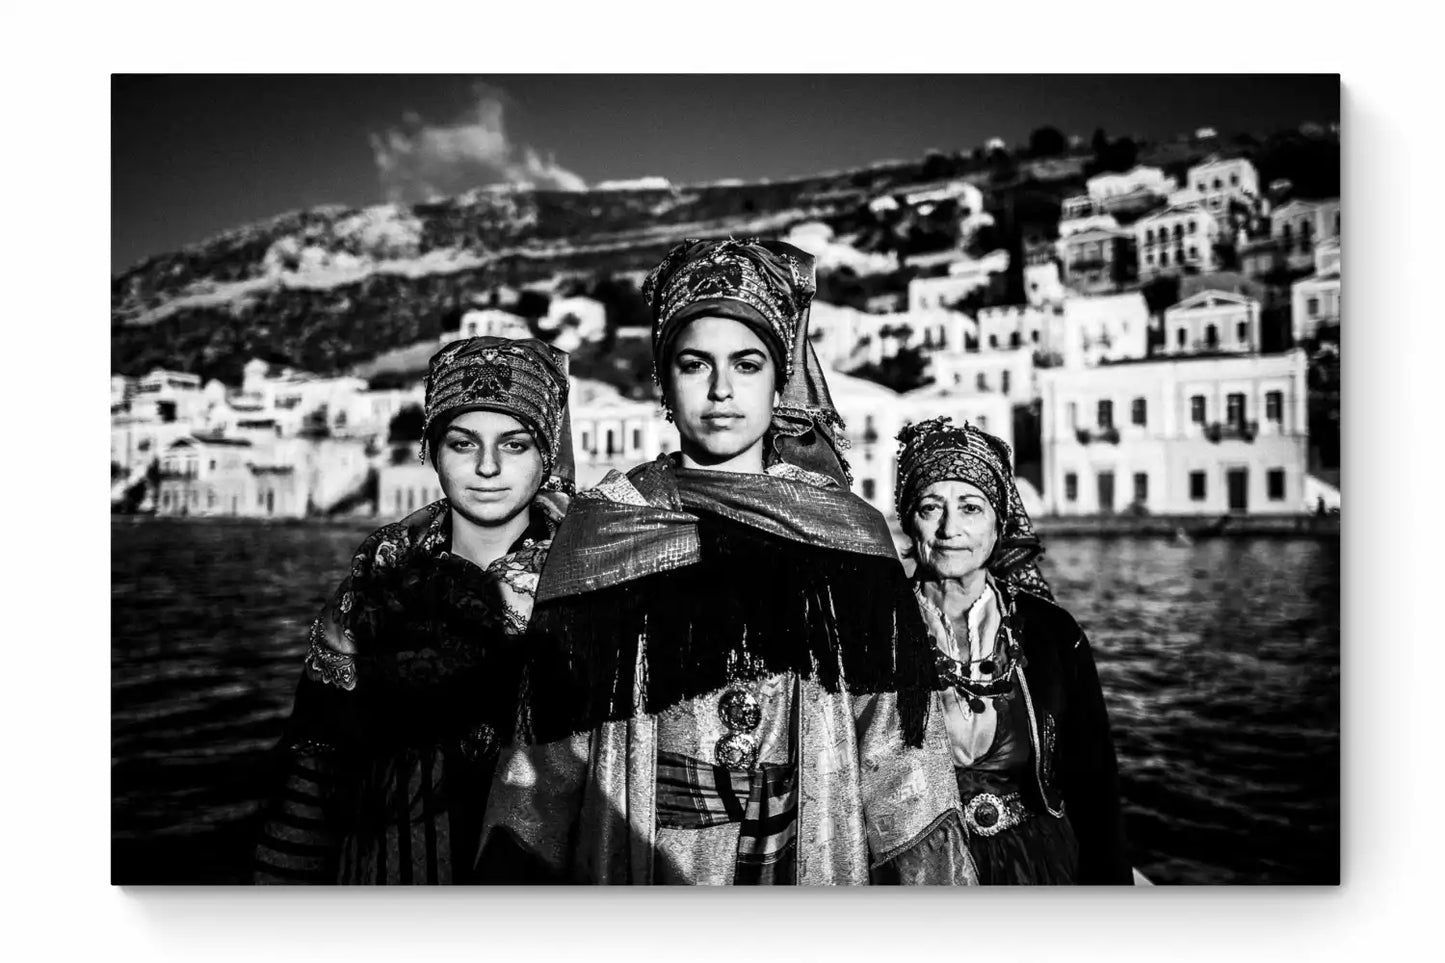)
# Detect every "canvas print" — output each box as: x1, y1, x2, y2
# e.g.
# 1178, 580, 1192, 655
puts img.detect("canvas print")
111, 74, 1341, 885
